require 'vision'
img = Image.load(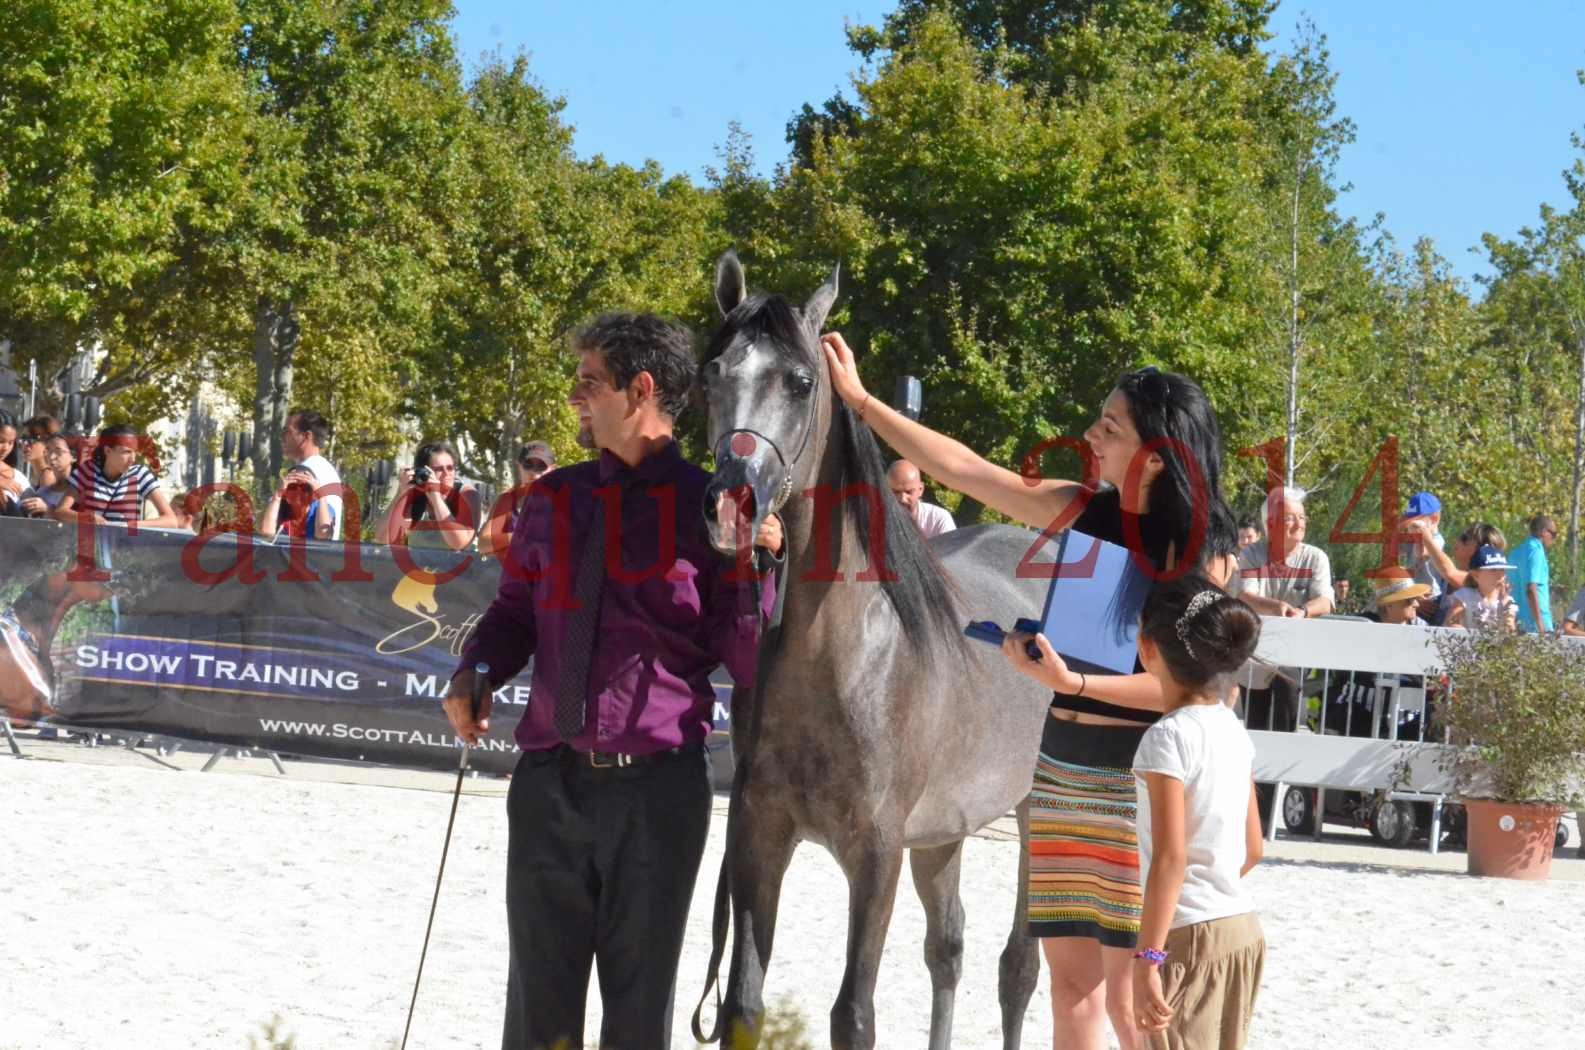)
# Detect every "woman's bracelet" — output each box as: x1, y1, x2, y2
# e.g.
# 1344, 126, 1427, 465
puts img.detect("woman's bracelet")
1075, 672, 1087, 697
857, 393, 872, 420
1133, 948, 1168, 967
